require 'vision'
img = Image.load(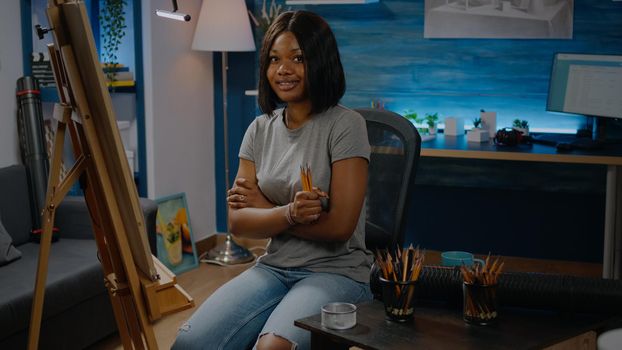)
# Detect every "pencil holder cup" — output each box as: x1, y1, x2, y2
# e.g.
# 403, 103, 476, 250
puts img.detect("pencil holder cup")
379, 277, 417, 322
462, 282, 498, 325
